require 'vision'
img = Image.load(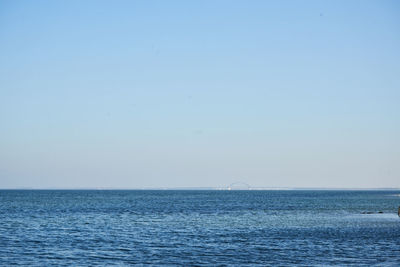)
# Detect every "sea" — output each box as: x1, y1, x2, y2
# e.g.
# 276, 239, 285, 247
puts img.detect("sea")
0, 190, 399, 266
